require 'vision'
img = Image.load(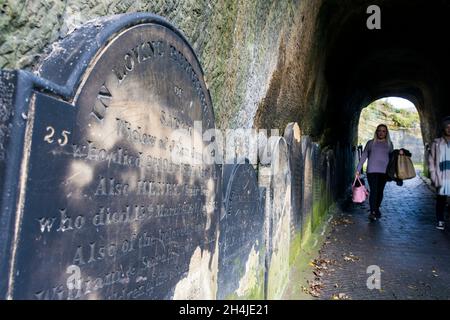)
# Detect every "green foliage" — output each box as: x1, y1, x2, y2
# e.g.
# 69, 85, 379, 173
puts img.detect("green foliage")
358, 99, 420, 145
